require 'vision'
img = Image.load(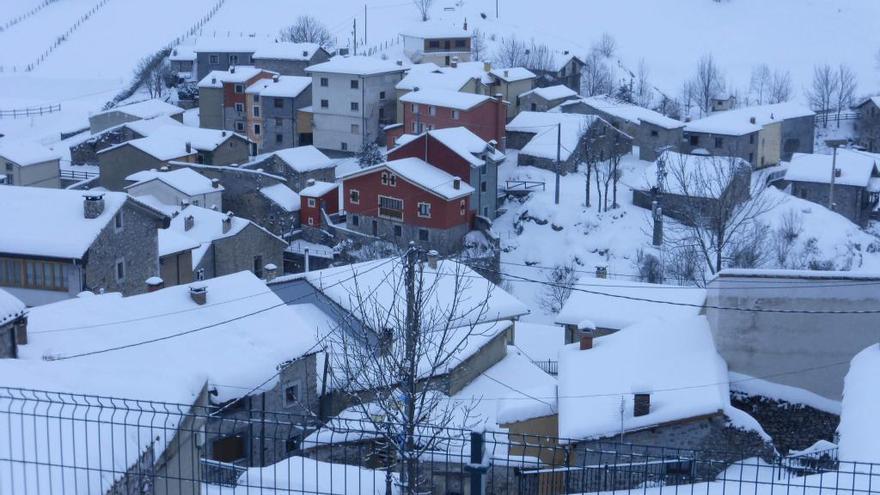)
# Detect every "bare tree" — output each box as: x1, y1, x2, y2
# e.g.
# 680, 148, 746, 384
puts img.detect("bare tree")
328, 252, 494, 494
634, 58, 653, 107
805, 63, 839, 127
690, 54, 726, 116
679, 80, 697, 119
592, 32, 616, 58
581, 51, 613, 96
835, 64, 857, 127
661, 153, 778, 280
493, 36, 528, 68
541, 262, 578, 313
412, 0, 433, 21
749, 64, 771, 105
768, 69, 793, 104
471, 29, 487, 61
525, 40, 555, 72
279, 15, 334, 49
